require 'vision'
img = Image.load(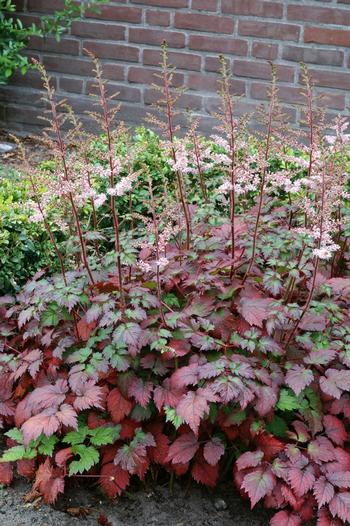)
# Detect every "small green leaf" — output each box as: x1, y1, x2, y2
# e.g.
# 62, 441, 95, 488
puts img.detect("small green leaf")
89, 425, 120, 447
69, 445, 99, 475
38, 435, 58, 456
